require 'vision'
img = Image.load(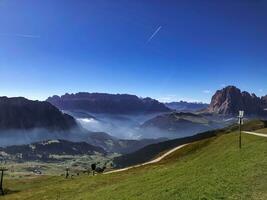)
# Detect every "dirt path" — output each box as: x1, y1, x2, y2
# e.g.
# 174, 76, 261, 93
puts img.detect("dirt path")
104, 144, 188, 174
243, 131, 267, 138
